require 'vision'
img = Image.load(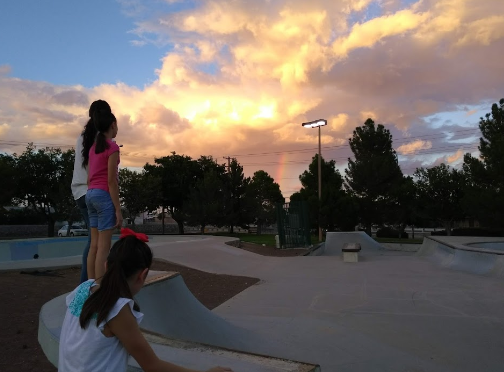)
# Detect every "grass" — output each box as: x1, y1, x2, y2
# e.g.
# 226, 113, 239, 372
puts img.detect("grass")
212, 232, 424, 246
